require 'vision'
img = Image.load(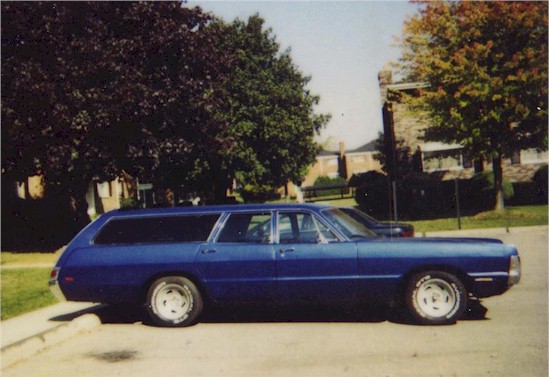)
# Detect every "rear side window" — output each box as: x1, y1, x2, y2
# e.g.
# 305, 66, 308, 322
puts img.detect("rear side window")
94, 214, 220, 245
217, 212, 272, 243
